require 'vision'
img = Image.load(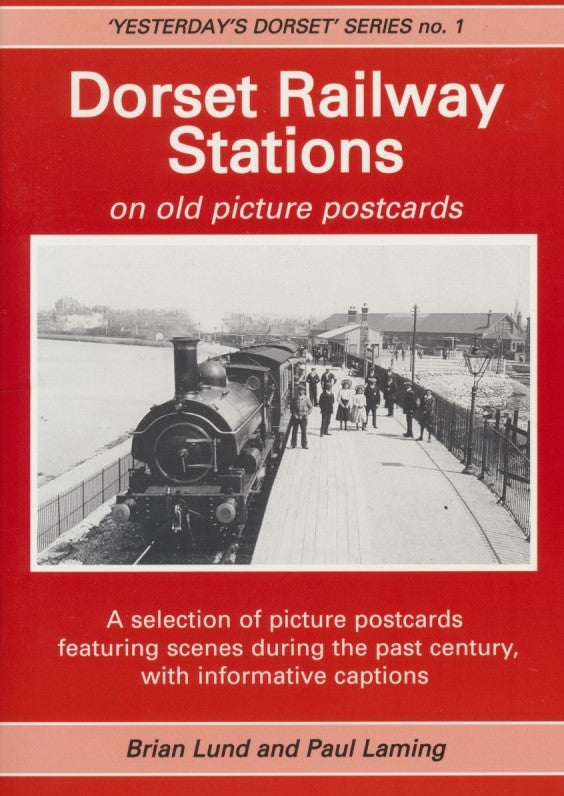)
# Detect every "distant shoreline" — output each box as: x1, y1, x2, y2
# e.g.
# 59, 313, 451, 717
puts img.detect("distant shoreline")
38, 333, 172, 347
